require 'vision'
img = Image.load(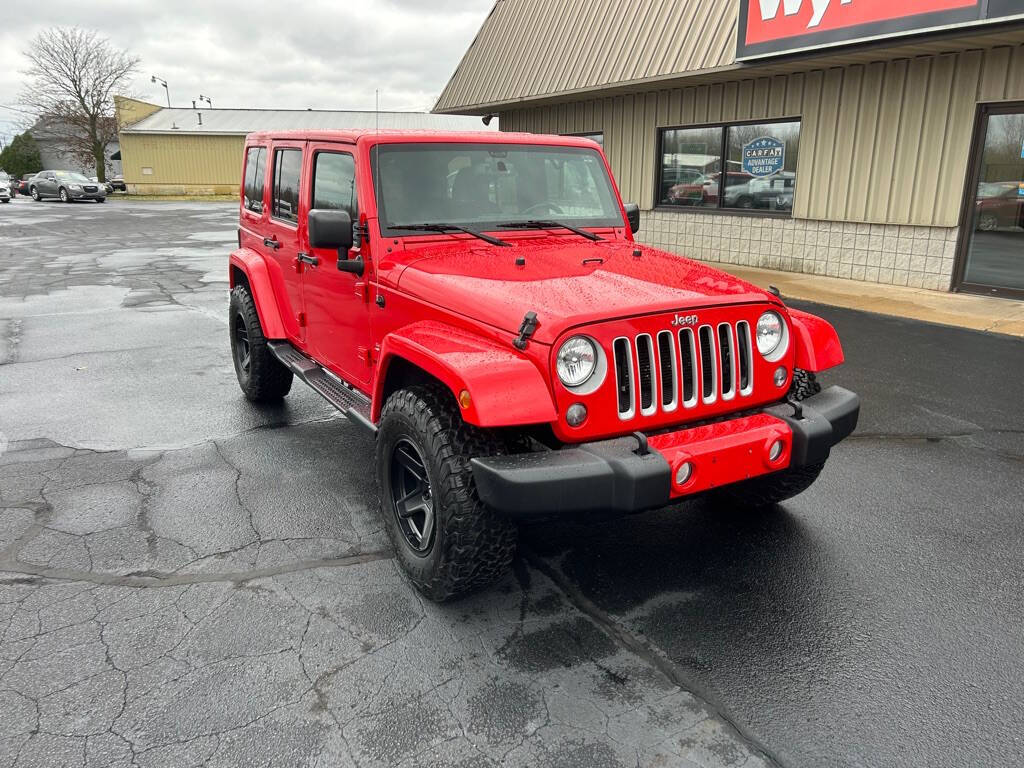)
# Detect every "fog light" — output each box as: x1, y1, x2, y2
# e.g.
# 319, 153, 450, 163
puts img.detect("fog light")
774, 366, 788, 387
566, 403, 587, 427
675, 462, 693, 486
769, 439, 784, 462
